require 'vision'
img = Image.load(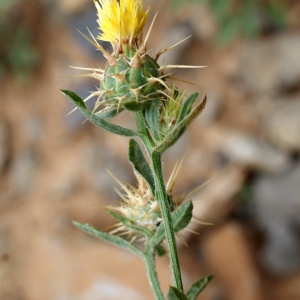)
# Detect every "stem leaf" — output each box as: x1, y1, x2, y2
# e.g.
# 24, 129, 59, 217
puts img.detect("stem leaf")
176, 92, 199, 125
173, 201, 193, 232
186, 274, 214, 300
151, 201, 193, 246
145, 99, 161, 141
123, 100, 150, 111
96, 107, 124, 120
108, 210, 151, 237
73, 221, 143, 258
155, 244, 166, 257
167, 286, 189, 300
61, 89, 137, 137
128, 139, 155, 194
